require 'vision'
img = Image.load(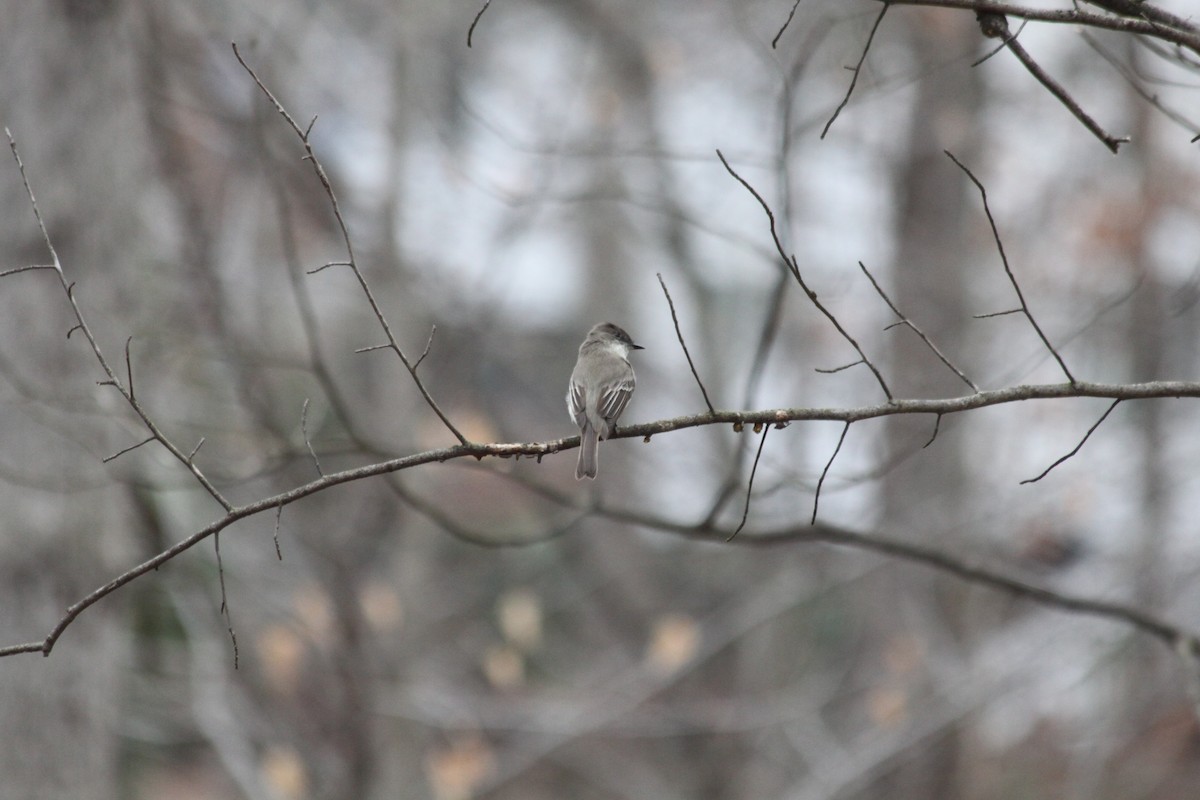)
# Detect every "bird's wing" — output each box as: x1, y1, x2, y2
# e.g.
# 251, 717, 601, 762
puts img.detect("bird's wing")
567, 380, 589, 429
596, 375, 636, 439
